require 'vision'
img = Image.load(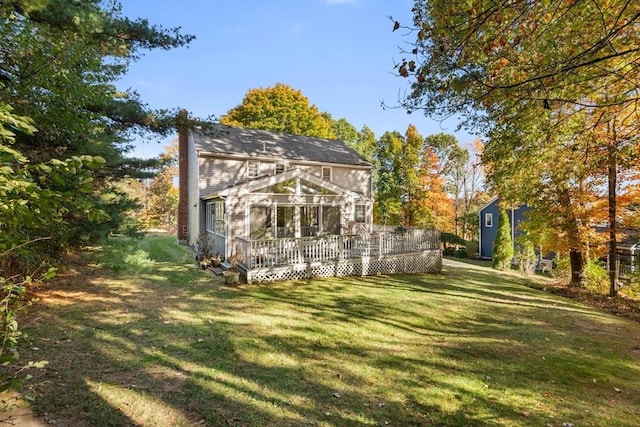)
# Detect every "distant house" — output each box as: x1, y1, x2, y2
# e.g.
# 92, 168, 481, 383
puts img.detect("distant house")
478, 197, 529, 259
